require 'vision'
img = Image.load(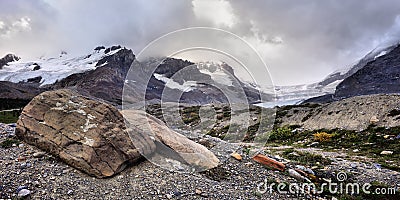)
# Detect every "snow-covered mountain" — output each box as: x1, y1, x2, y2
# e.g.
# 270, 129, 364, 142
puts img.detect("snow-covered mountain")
317, 42, 399, 89
0, 46, 266, 105
269, 41, 400, 106
0, 46, 122, 86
